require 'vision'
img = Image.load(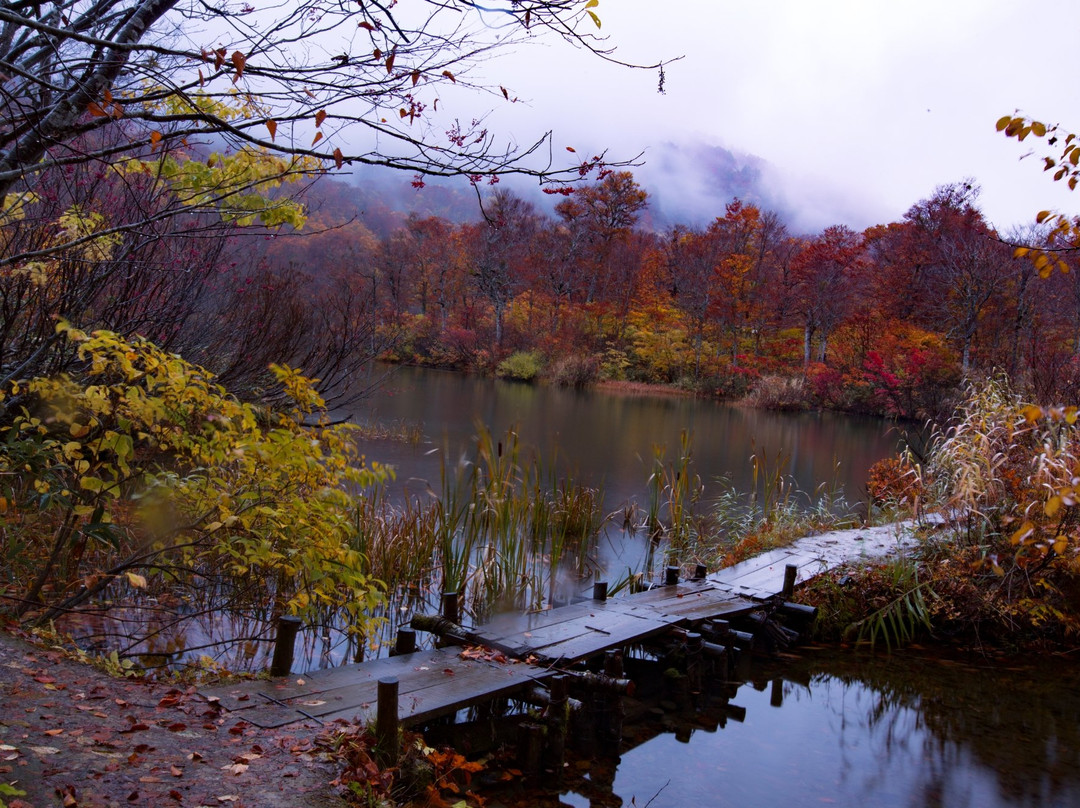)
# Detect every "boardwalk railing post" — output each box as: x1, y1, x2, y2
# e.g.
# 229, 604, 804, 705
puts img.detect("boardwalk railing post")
592, 581, 608, 601
376, 677, 400, 767
269, 615, 302, 677
694, 563, 708, 581
782, 563, 798, 600
392, 626, 416, 656
665, 565, 680, 586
